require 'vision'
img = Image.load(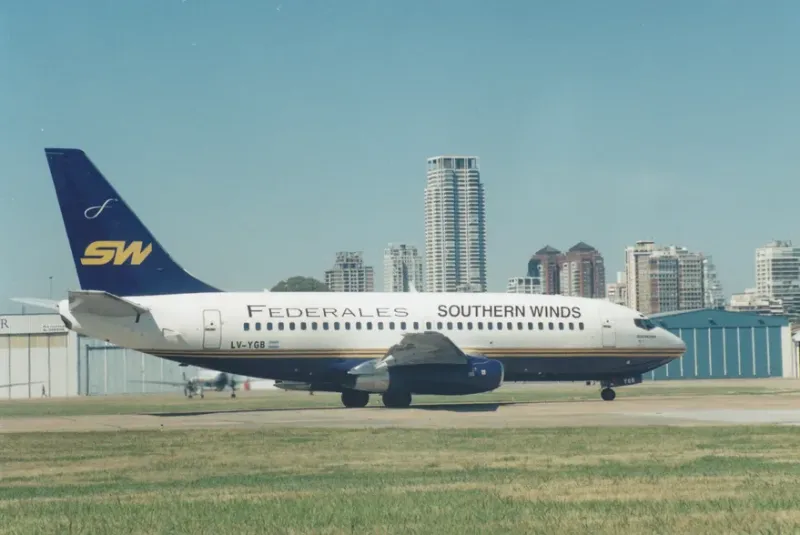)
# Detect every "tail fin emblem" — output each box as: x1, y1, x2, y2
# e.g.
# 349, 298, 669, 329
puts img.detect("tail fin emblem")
84, 198, 118, 220
80, 241, 153, 266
